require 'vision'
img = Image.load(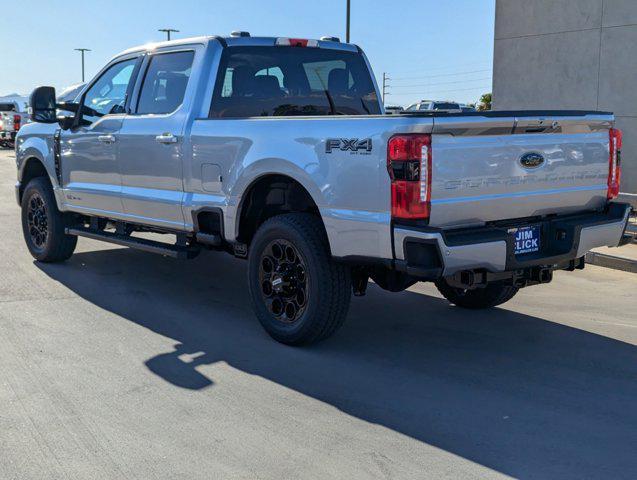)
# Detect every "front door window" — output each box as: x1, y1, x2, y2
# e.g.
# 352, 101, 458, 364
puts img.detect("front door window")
81, 58, 138, 124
